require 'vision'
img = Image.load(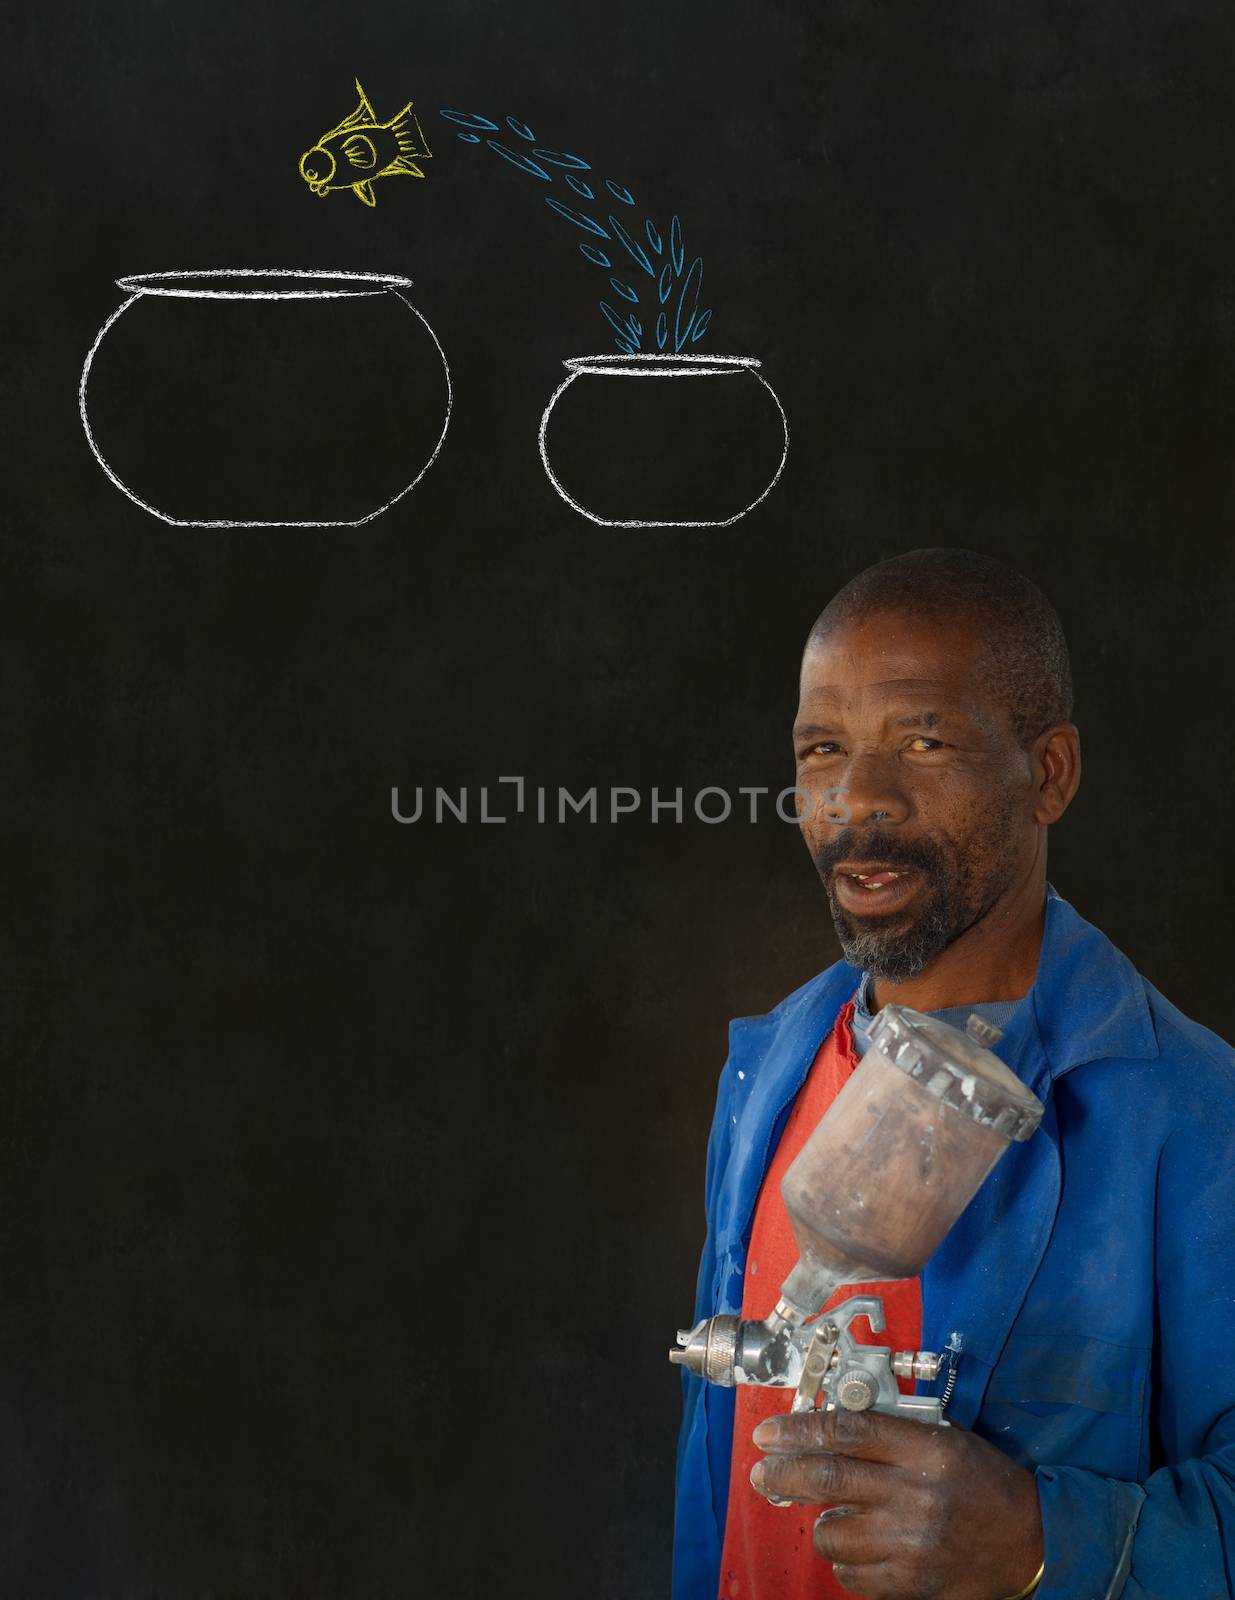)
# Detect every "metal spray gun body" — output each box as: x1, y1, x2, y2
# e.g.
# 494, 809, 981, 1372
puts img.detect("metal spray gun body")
669, 1005, 1044, 1494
